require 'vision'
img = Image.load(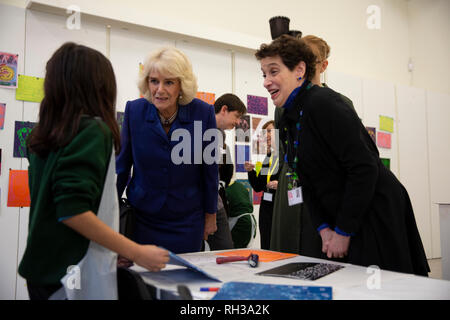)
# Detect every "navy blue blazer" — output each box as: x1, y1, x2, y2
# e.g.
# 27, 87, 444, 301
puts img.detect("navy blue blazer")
116, 98, 218, 215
